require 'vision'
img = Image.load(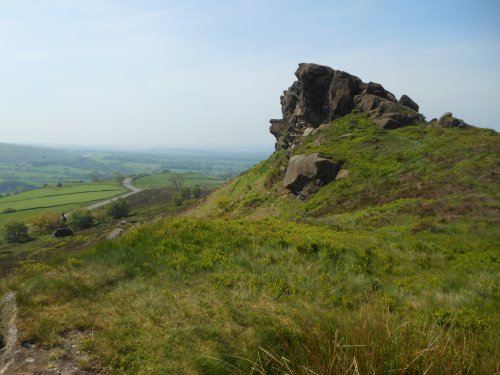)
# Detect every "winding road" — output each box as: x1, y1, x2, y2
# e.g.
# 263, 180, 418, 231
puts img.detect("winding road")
86, 177, 142, 210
